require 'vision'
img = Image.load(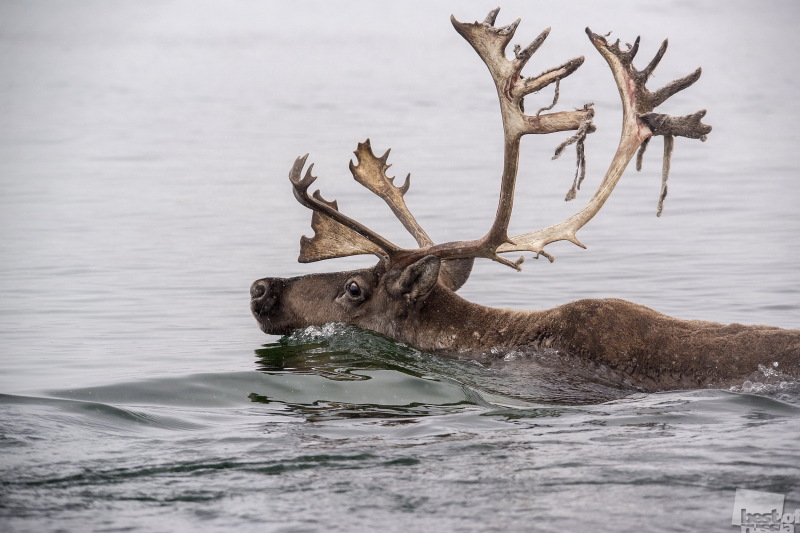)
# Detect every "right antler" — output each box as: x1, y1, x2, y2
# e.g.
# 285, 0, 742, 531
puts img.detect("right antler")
286, 9, 711, 272
498, 27, 711, 260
